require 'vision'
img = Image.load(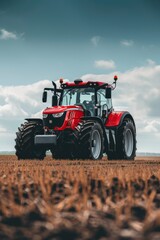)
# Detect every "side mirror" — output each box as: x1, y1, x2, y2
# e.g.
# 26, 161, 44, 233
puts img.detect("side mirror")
52, 95, 58, 106
42, 91, 47, 102
105, 88, 111, 99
